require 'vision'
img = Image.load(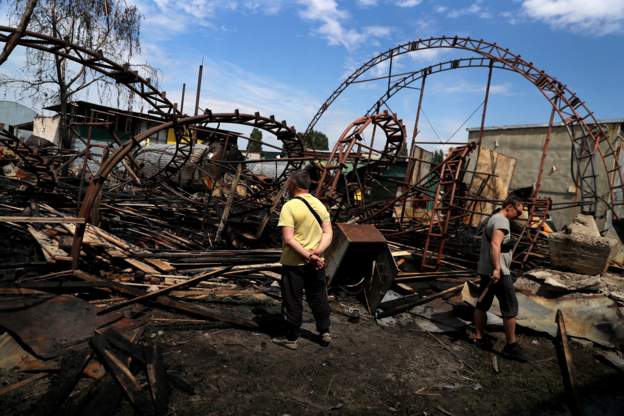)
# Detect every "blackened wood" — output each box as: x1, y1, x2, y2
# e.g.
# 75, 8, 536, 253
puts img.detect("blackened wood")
145, 344, 170, 415
90, 334, 155, 416
555, 310, 584, 416
74, 270, 258, 329
34, 351, 91, 416
96, 267, 231, 315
